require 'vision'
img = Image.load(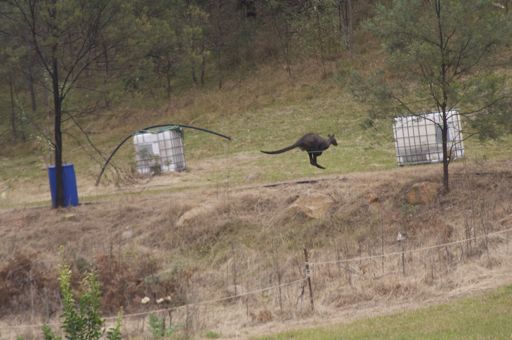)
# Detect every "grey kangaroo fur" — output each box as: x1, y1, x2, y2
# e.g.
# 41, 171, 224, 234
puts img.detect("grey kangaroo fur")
261, 133, 337, 169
